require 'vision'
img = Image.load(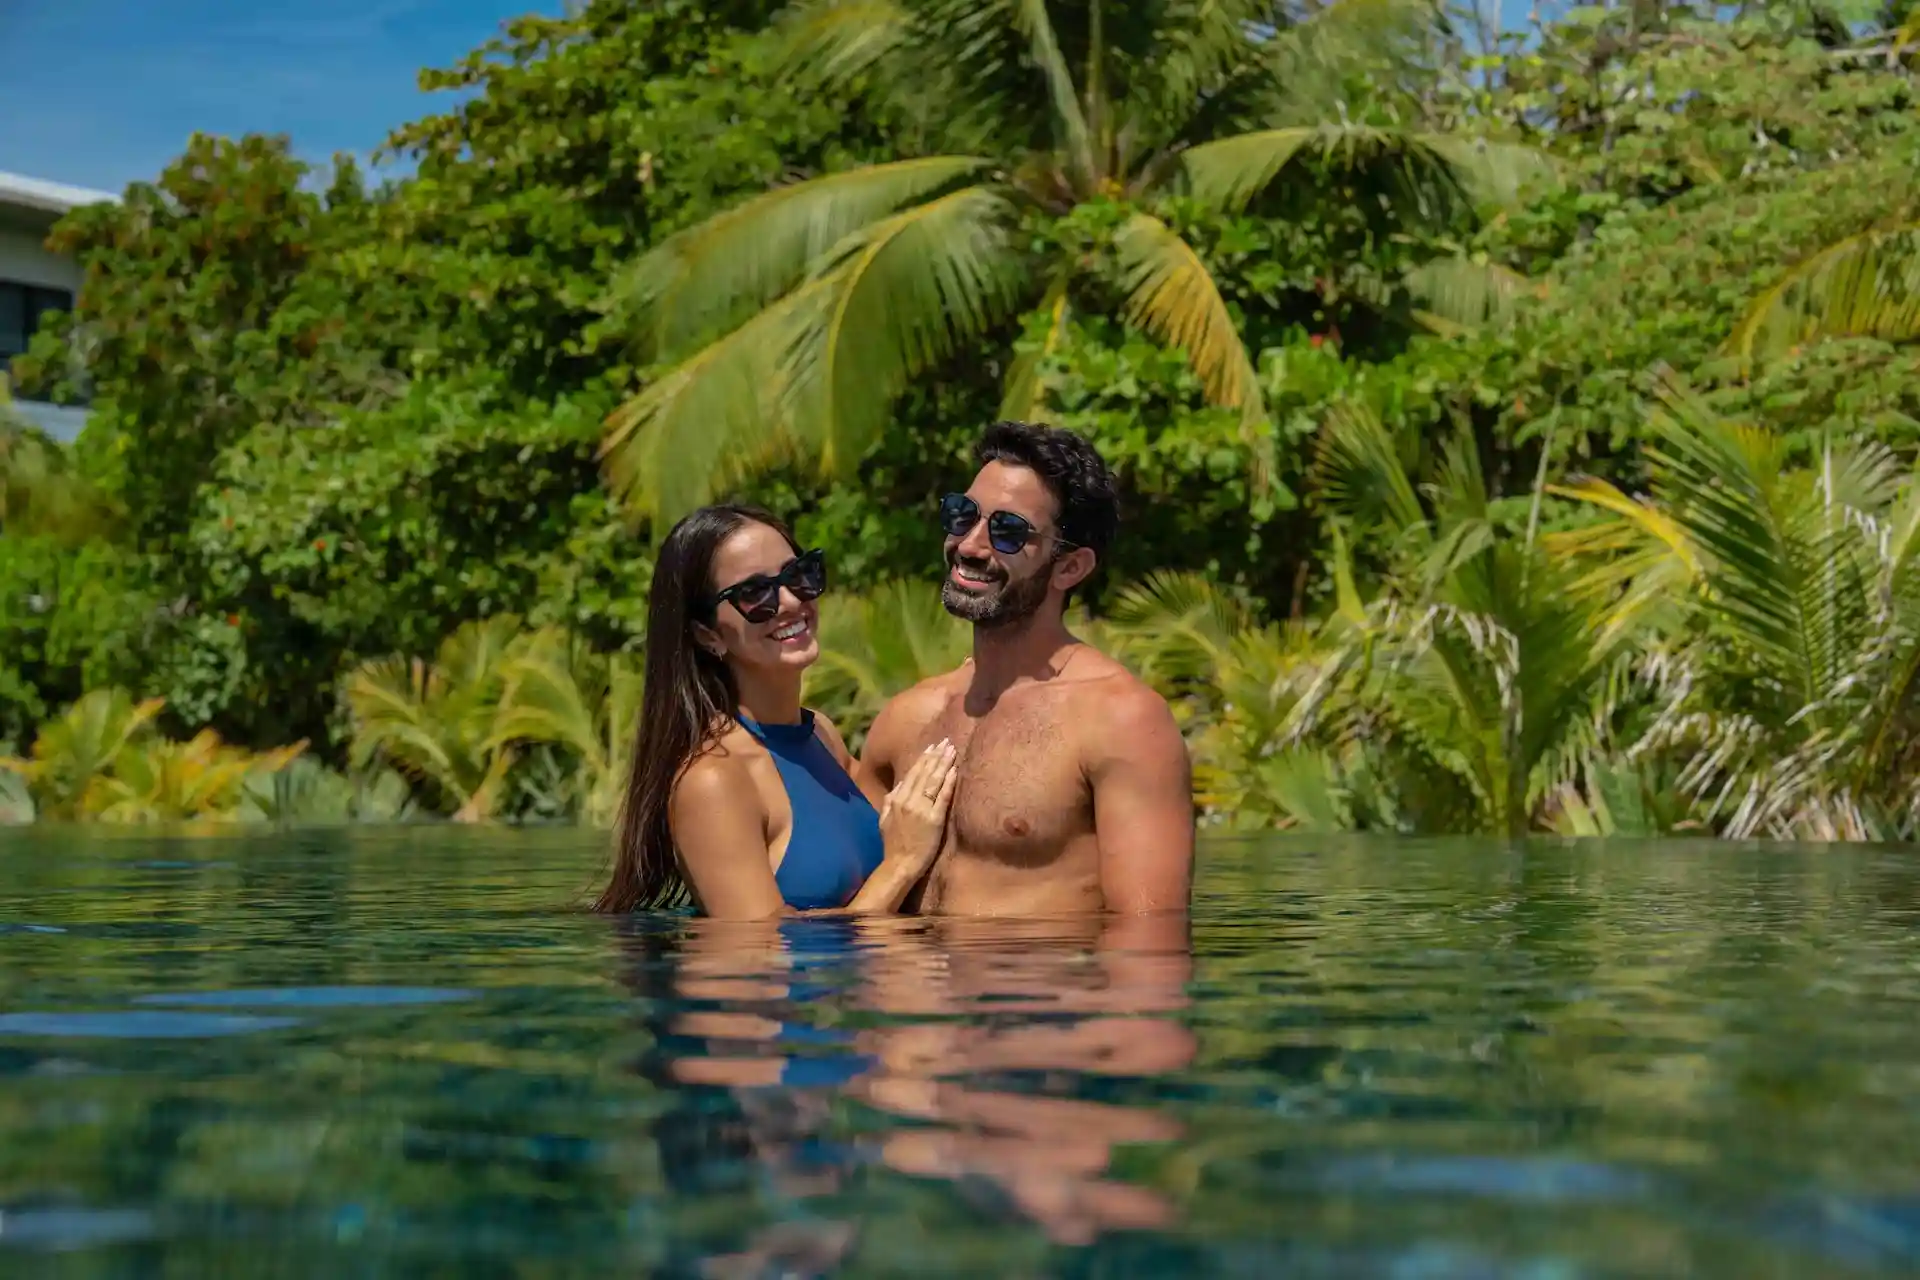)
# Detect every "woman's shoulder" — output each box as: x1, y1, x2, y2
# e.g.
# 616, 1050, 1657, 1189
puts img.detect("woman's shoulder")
671, 725, 765, 806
